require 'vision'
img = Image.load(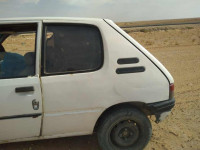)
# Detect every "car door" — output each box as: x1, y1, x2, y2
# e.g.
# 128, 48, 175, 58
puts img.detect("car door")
41, 21, 105, 136
0, 21, 43, 141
